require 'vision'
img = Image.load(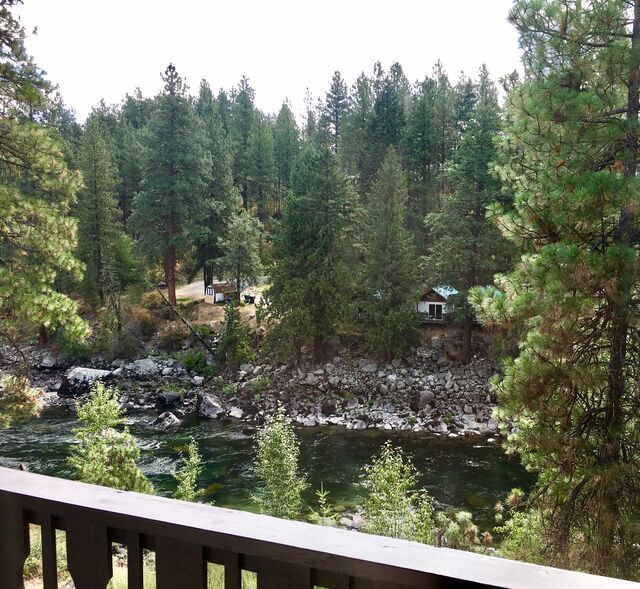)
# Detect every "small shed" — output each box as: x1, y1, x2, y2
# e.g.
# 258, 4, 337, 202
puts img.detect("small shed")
417, 287, 454, 323
204, 282, 237, 305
